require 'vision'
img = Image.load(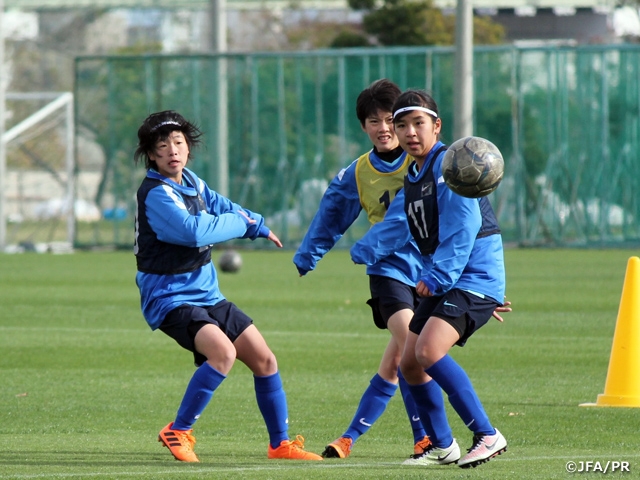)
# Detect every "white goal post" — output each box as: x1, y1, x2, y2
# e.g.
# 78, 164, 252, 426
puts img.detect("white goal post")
0, 92, 75, 251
